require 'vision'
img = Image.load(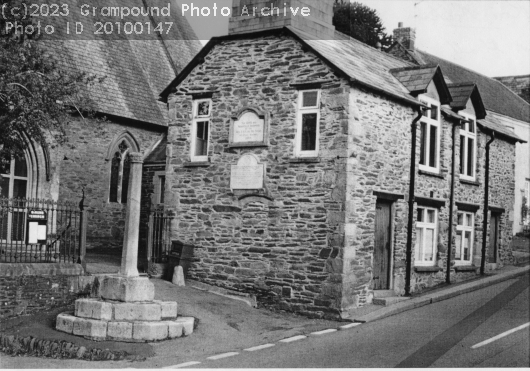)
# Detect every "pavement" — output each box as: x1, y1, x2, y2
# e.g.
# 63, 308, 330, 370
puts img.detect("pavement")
1, 249, 529, 367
